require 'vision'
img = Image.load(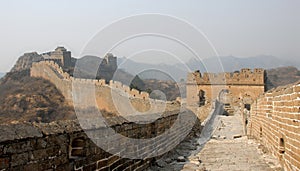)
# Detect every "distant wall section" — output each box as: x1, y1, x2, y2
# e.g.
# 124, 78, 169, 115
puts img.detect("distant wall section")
30, 61, 166, 114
